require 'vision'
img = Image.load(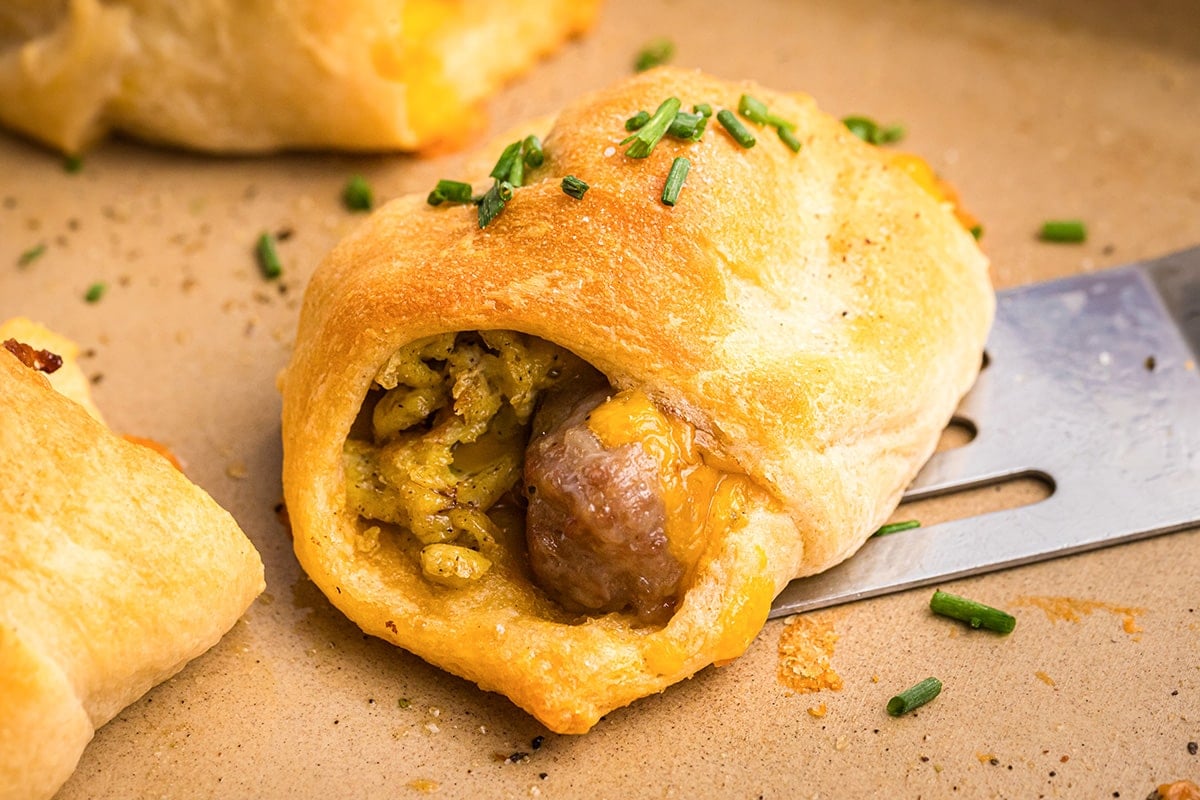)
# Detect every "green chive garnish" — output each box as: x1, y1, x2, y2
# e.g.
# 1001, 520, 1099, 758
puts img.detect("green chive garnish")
970, 224, 984, 241
84, 282, 107, 303
625, 110, 651, 131
490, 141, 524, 183
63, 154, 83, 173
930, 590, 1016, 634
873, 520, 921, 537
1039, 219, 1087, 243
255, 232, 282, 280
667, 111, 706, 141
477, 181, 512, 228
661, 157, 690, 206
561, 175, 589, 200
622, 97, 682, 158
342, 174, 373, 212
17, 243, 46, 268
428, 179, 473, 206
738, 94, 770, 125
634, 38, 675, 72
522, 135, 545, 168
507, 154, 525, 188
778, 125, 802, 153
887, 677, 942, 716
717, 109, 756, 148
843, 116, 905, 145
693, 103, 713, 118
